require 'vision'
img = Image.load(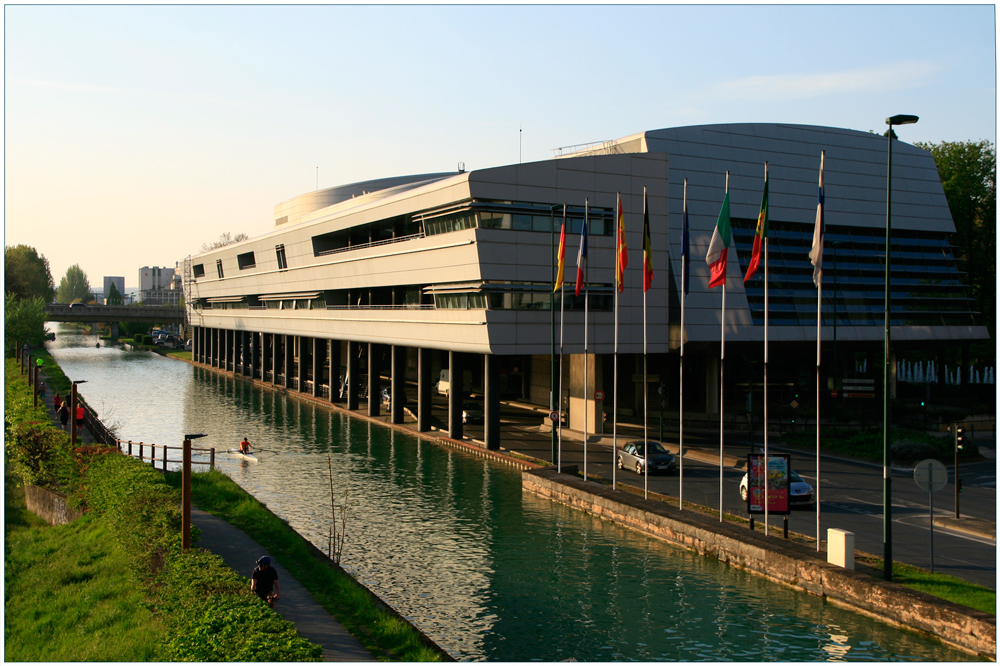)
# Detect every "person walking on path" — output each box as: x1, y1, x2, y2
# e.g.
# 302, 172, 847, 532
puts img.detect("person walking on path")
251, 556, 280, 608
75, 404, 85, 428
52, 392, 61, 412
57, 401, 70, 430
